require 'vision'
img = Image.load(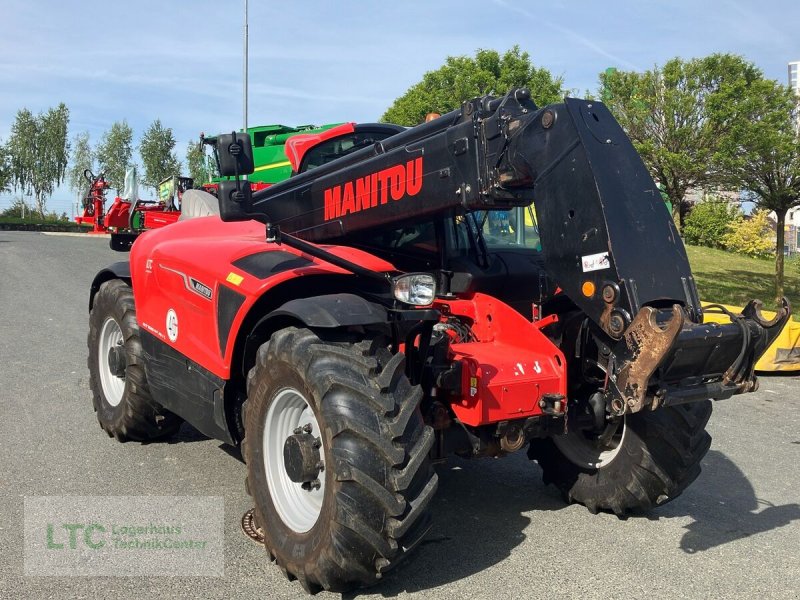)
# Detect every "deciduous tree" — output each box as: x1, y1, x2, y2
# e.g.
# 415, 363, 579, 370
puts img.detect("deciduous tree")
382, 46, 564, 126
68, 131, 95, 196
0, 140, 11, 193
599, 54, 763, 229
719, 78, 800, 302
185, 141, 209, 186
96, 121, 134, 193
6, 103, 70, 217
139, 119, 180, 194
